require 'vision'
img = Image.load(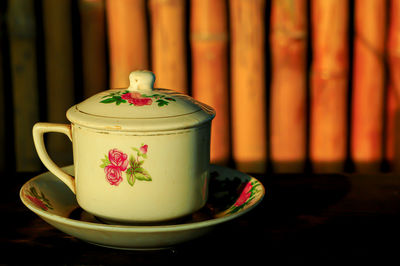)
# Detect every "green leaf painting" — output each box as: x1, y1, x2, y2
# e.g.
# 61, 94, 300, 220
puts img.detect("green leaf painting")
134, 168, 152, 181
100, 155, 111, 168
126, 168, 136, 186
